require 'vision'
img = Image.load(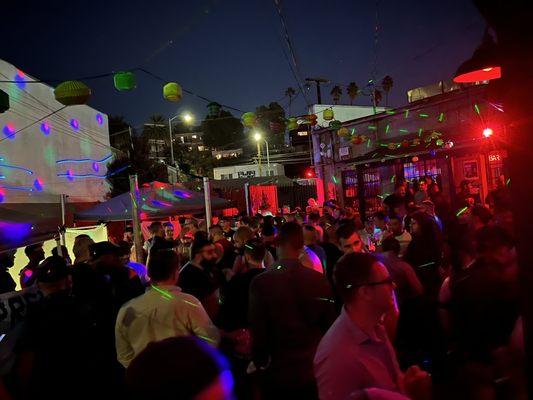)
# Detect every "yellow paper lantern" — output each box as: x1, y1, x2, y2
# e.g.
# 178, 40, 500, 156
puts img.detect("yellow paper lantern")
54, 81, 91, 106
323, 108, 334, 121
337, 127, 349, 137
163, 82, 182, 102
